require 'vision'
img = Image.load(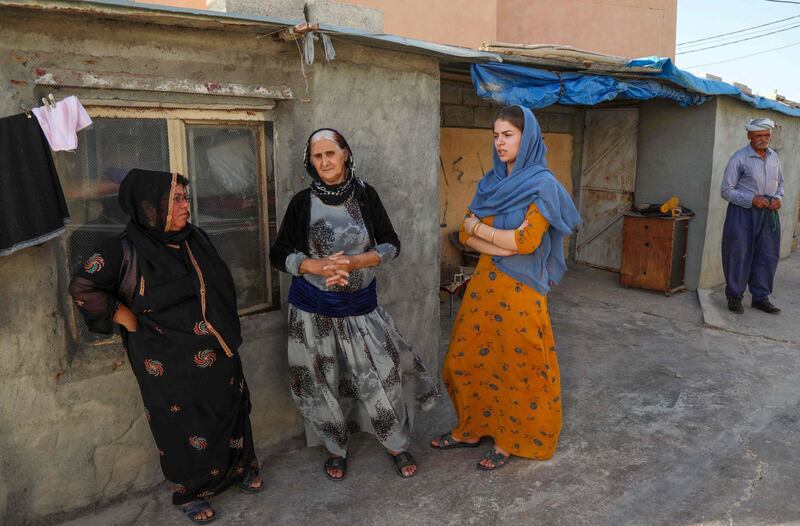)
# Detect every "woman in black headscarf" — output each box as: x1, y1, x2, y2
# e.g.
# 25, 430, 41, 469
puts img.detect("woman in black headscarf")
270, 129, 438, 481
69, 169, 262, 523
